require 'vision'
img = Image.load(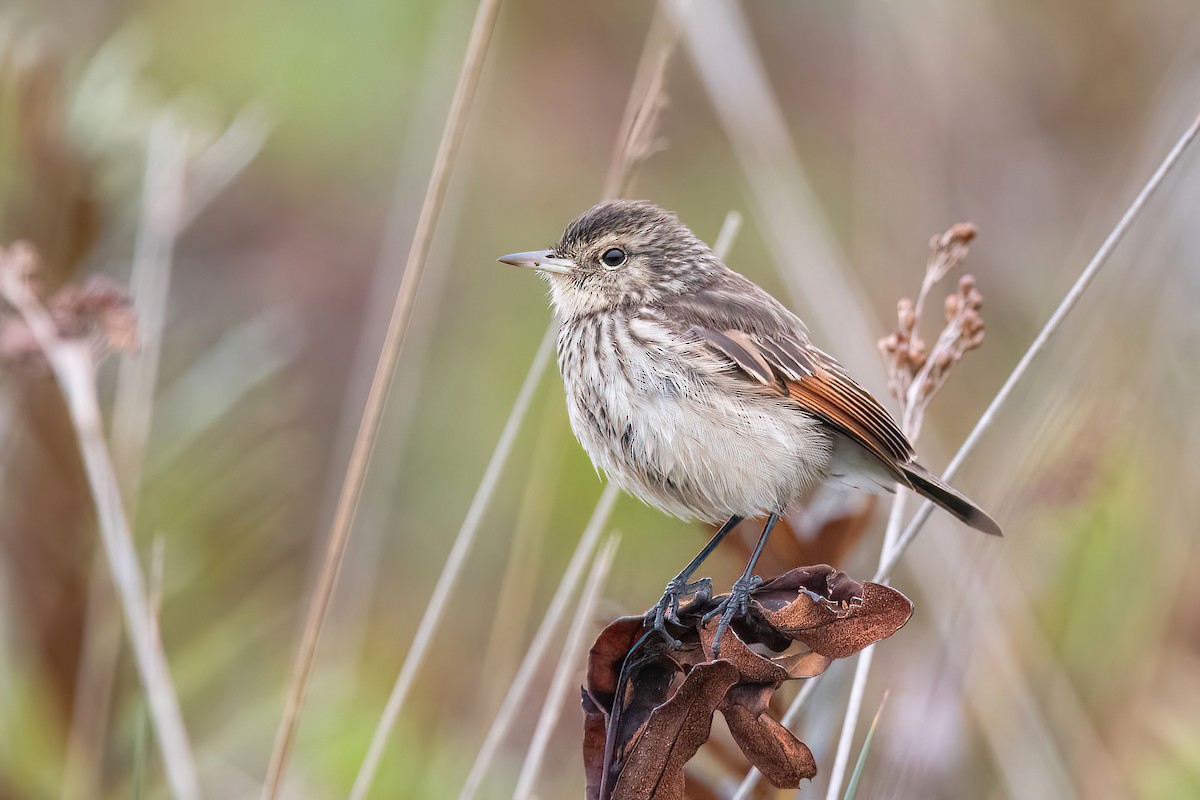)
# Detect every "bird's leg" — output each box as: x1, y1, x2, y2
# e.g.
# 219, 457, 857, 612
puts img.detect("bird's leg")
706, 511, 781, 657
646, 515, 743, 641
